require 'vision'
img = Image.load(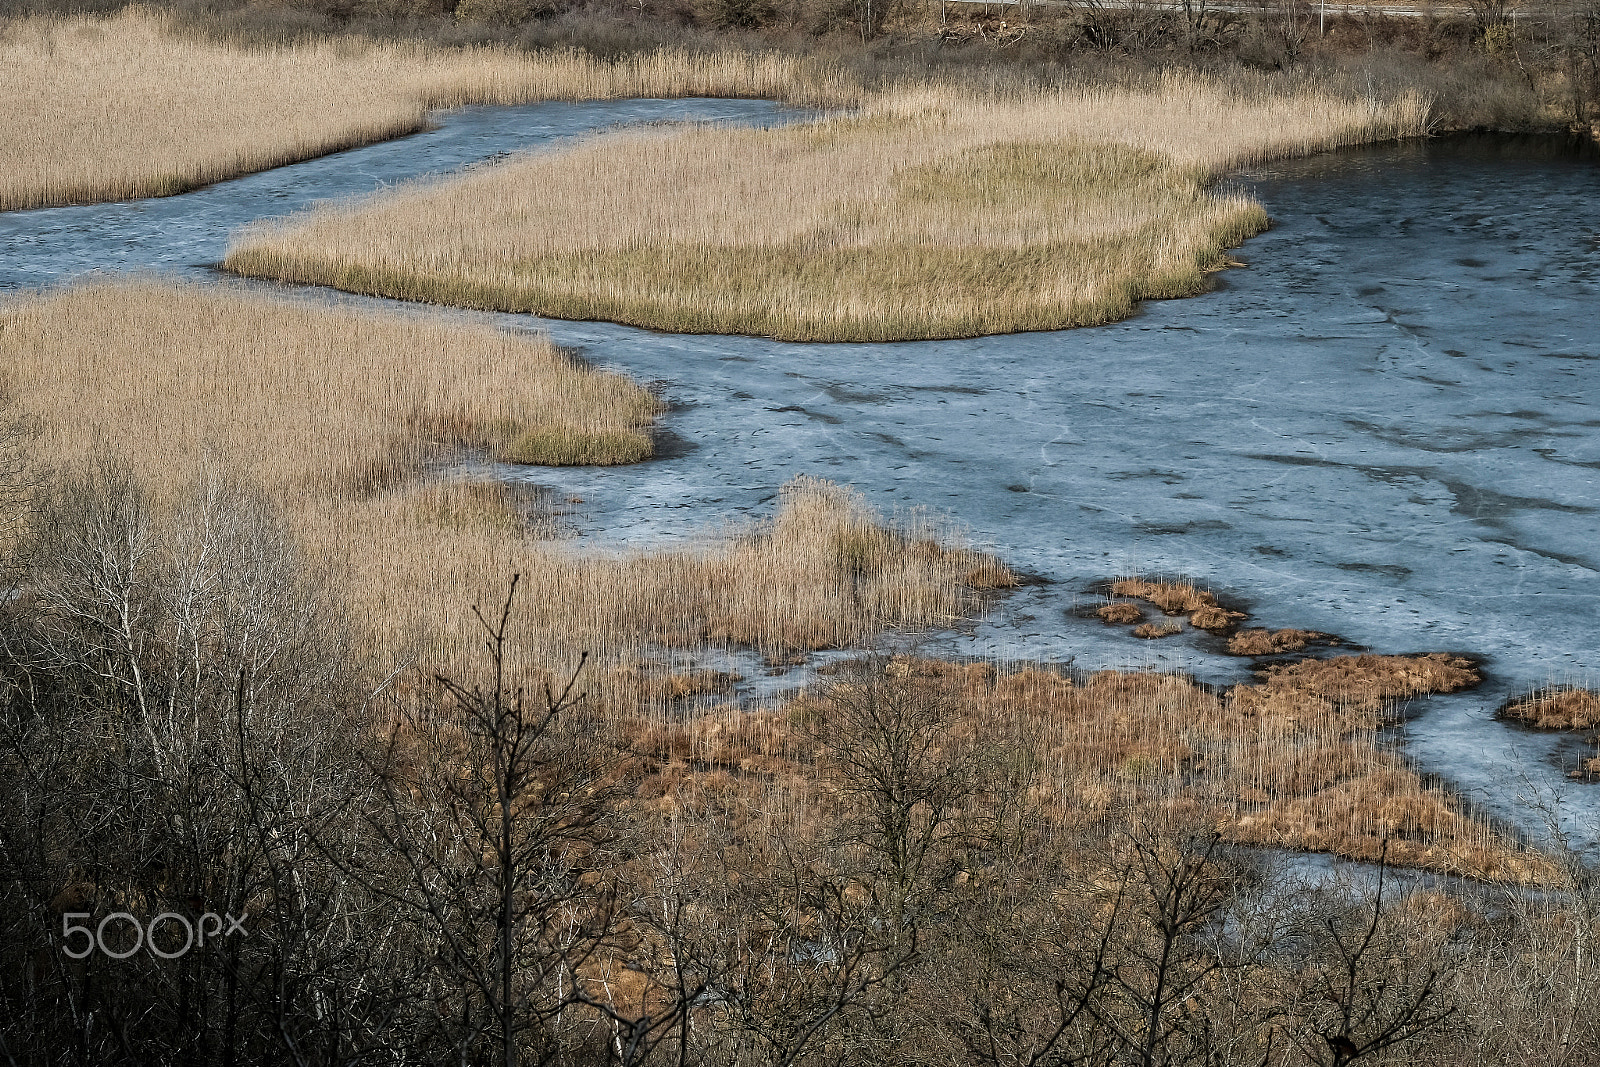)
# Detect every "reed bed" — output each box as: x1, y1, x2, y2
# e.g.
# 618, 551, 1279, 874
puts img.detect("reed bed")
0, 8, 850, 212
623, 656, 1551, 884
0, 281, 660, 488
227, 73, 1431, 341
0, 282, 1010, 699
334, 475, 1014, 686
